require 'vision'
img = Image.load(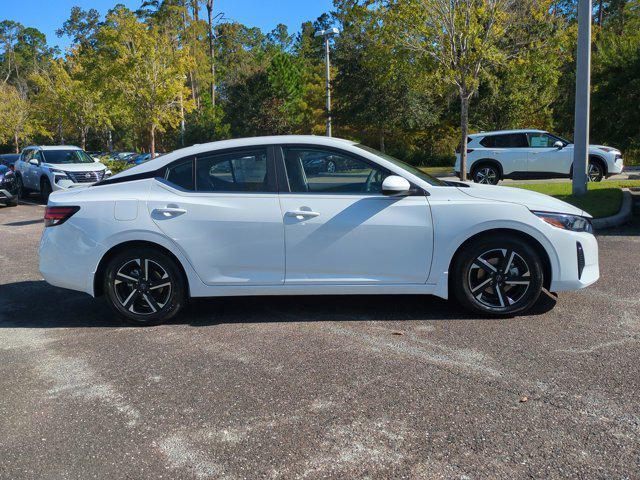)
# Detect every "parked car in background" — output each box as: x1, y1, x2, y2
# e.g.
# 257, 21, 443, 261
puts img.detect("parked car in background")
0, 163, 19, 206
39, 135, 598, 325
14, 146, 112, 201
0, 153, 20, 171
128, 153, 152, 165
455, 129, 624, 185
